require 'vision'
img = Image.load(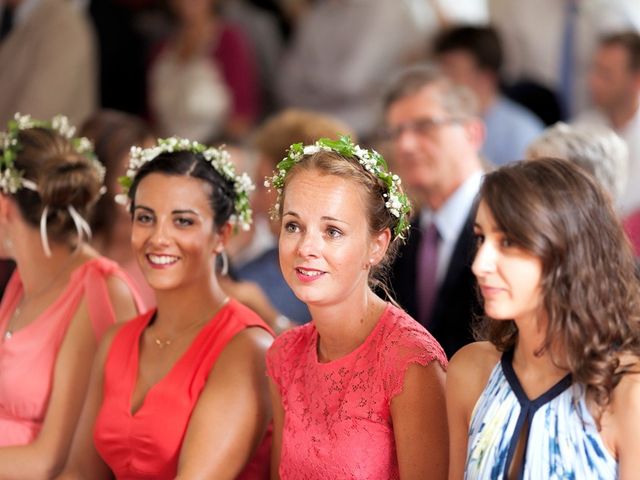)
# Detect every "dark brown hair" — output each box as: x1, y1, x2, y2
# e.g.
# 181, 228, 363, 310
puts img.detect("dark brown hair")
476, 157, 640, 409
128, 150, 236, 231
80, 110, 153, 240
11, 128, 102, 245
432, 25, 503, 75
279, 150, 411, 296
